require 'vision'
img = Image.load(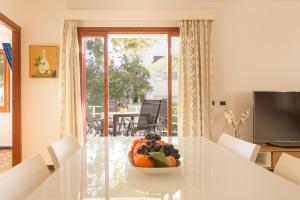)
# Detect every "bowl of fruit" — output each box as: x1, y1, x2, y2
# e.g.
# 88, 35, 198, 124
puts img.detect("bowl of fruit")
128, 133, 182, 174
